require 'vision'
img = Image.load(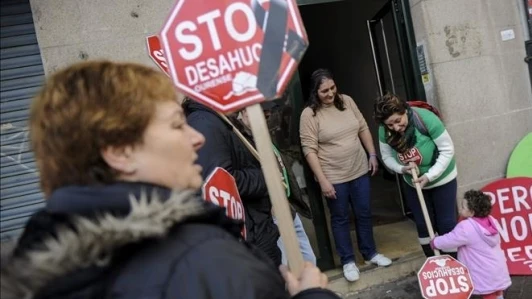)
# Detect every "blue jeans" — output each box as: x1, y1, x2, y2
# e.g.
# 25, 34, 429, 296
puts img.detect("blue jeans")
275, 214, 316, 265
328, 175, 377, 265
404, 179, 457, 246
